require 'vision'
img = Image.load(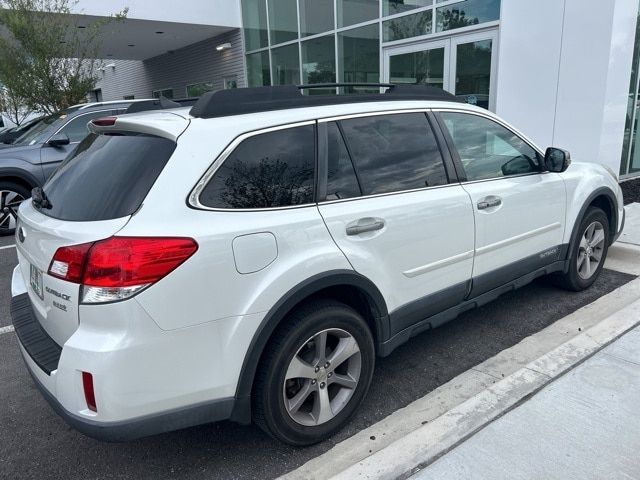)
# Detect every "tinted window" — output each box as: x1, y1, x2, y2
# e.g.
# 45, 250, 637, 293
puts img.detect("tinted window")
339, 113, 448, 195
59, 111, 112, 143
40, 133, 175, 221
200, 125, 315, 209
326, 123, 361, 200
440, 112, 542, 181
